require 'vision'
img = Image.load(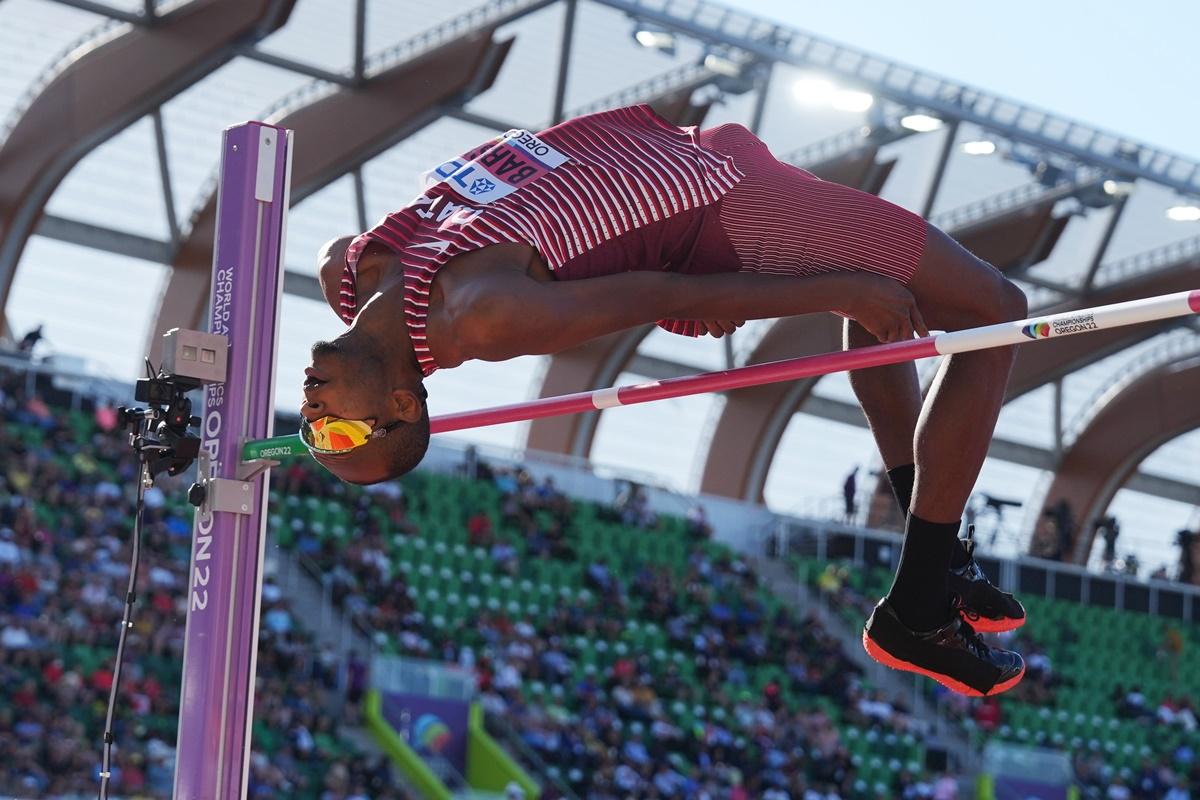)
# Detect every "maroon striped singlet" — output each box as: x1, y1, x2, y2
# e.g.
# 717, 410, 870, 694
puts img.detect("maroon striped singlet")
340, 104, 926, 375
